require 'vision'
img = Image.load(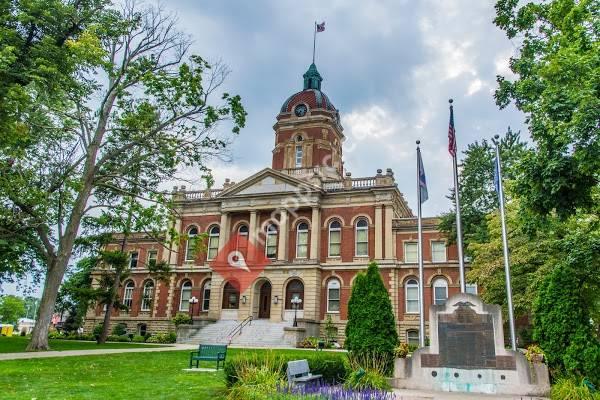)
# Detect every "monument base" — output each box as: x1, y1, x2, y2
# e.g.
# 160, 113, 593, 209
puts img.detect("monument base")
392, 293, 550, 397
